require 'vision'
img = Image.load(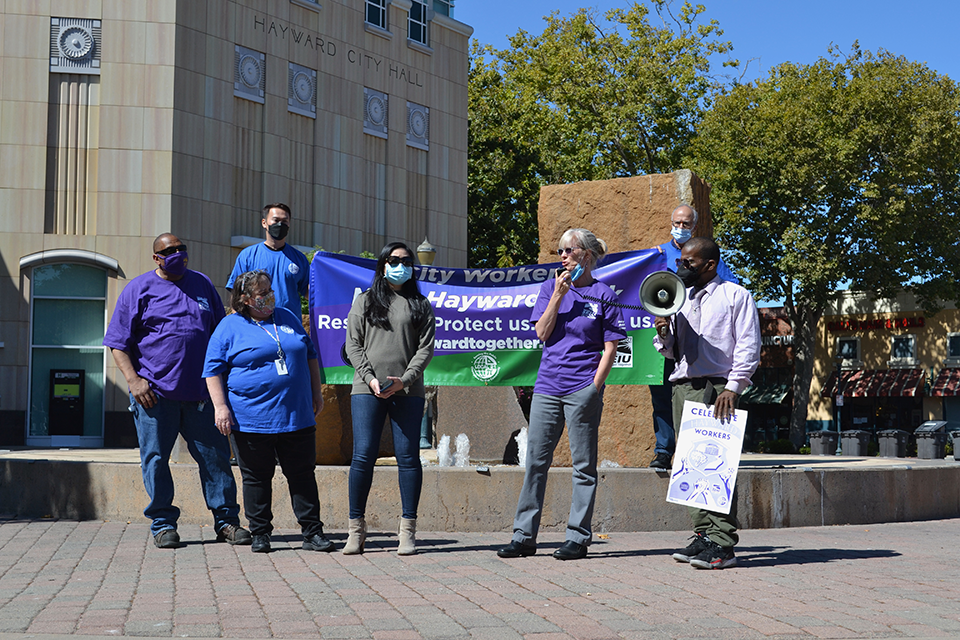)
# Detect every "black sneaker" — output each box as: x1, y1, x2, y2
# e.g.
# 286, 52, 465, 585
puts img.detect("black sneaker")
154, 529, 181, 549
690, 540, 737, 570
671, 532, 708, 563
251, 534, 271, 553
303, 532, 336, 552
217, 524, 252, 546
649, 453, 672, 469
